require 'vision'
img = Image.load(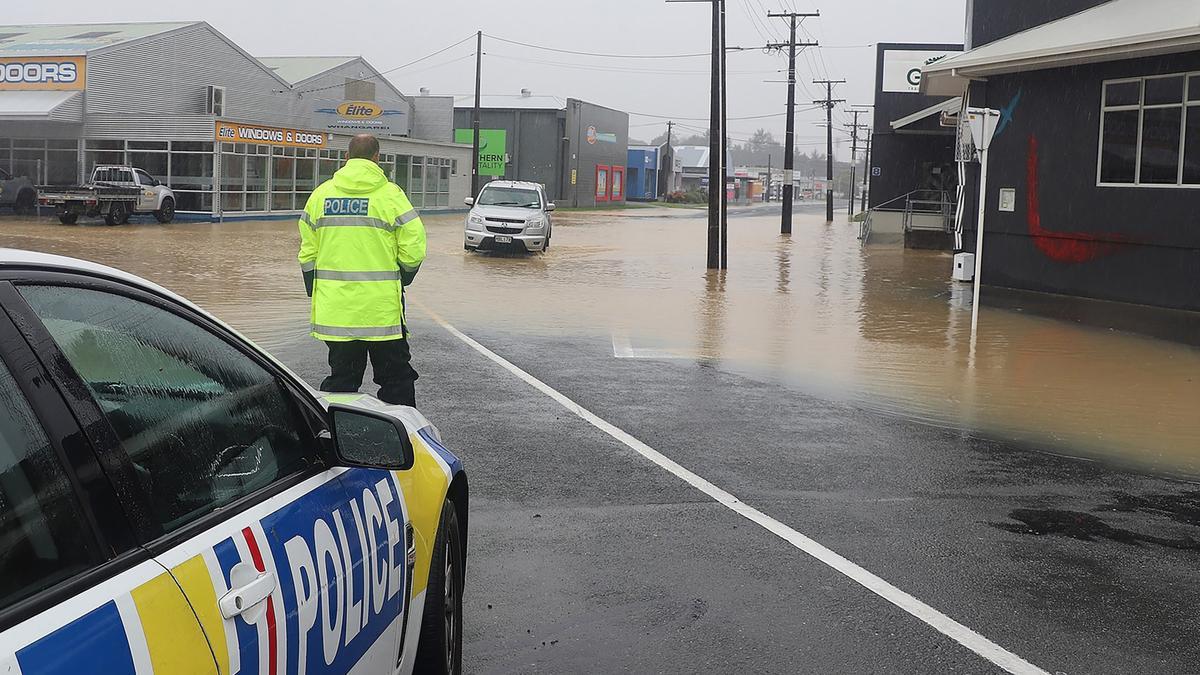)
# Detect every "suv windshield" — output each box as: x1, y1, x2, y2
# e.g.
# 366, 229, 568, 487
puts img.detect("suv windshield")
477, 187, 541, 209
